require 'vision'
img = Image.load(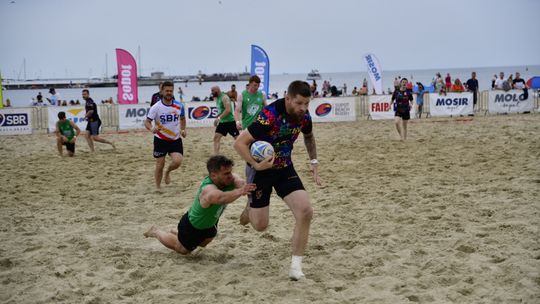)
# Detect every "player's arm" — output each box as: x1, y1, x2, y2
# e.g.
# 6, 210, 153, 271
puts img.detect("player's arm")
303, 130, 322, 186
233, 129, 273, 171
262, 94, 267, 107
54, 122, 61, 138
214, 95, 232, 126
145, 104, 159, 133
232, 173, 246, 189
180, 103, 187, 137
85, 104, 95, 119
234, 94, 243, 129
70, 121, 81, 142
199, 182, 256, 208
